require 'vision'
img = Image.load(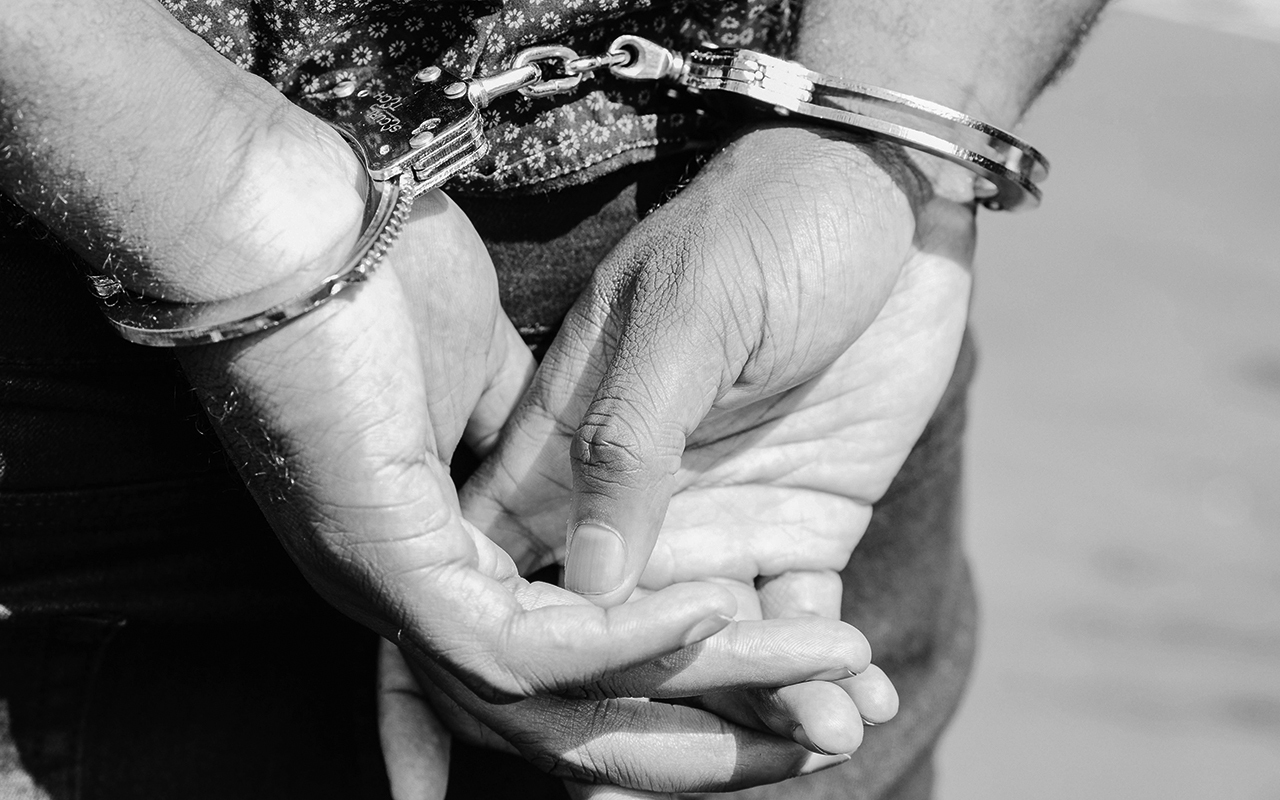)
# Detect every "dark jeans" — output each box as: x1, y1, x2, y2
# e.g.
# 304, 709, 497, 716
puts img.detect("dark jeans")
0, 161, 975, 799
